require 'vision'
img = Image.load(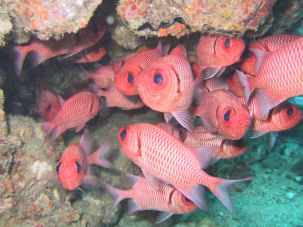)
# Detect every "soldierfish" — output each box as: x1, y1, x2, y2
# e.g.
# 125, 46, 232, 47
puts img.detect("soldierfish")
12, 24, 106, 76
104, 174, 197, 223
239, 34, 300, 76
34, 83, 61, 121
66, 46, 107, 63
114, 41, 168, 96
194, 90, 251, 140
236, 38, 303, 120
136, 45, 199, 131
41, 91, 103, 143
56, 131, 113, 190
196, 36, 245, 79
118, 123, 253, 212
